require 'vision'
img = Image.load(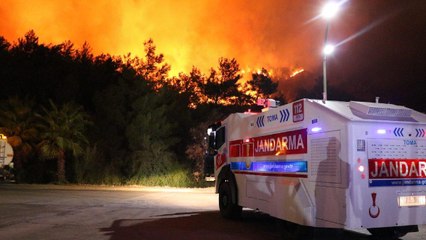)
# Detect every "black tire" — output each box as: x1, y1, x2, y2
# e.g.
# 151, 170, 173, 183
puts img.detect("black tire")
218, 181, 242, 219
